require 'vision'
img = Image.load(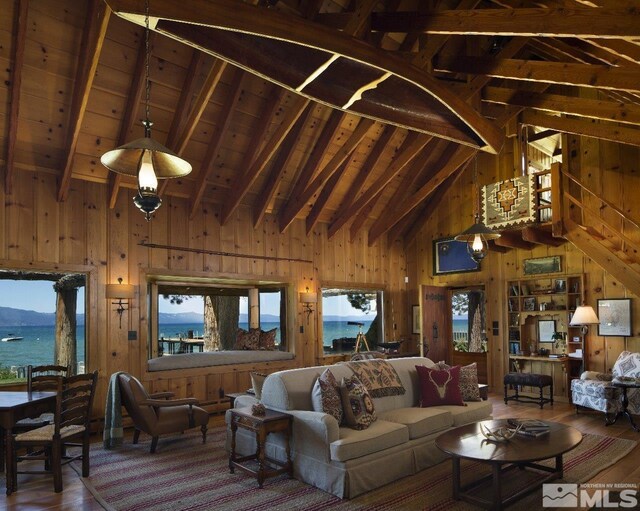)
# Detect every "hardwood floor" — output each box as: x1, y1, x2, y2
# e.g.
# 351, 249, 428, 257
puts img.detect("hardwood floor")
2, 394, 639, 510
